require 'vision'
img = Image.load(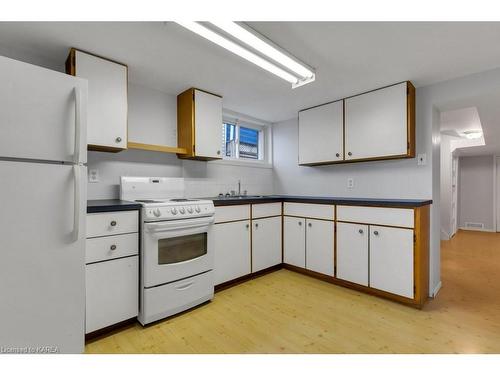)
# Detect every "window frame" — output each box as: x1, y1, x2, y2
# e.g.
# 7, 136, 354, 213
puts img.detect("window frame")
215, 117, 272, 168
